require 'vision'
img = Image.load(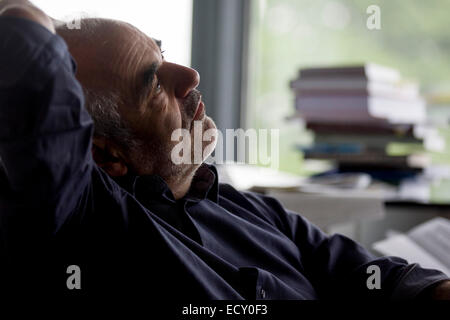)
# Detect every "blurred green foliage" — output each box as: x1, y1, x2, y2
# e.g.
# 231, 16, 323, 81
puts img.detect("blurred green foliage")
247, 0, 450, 174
